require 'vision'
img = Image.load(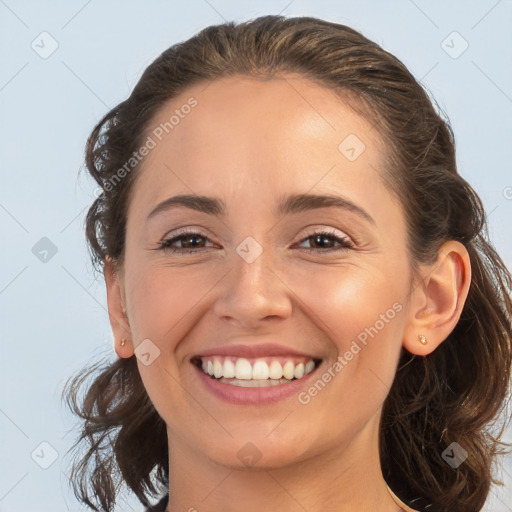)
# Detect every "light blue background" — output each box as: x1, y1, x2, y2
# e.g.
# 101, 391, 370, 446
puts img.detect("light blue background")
1, 1, 511, 511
